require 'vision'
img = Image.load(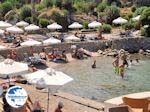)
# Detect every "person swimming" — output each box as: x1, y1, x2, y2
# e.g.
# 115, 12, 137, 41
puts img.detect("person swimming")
92, 60, 96, 68
135, 59, 139, 63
